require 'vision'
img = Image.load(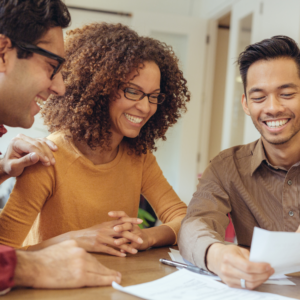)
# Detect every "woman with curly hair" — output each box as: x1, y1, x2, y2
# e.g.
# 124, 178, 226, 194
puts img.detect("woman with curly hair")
0, 23, 189, 256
